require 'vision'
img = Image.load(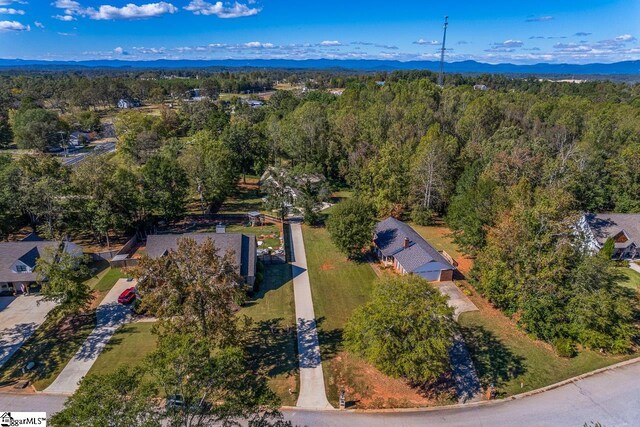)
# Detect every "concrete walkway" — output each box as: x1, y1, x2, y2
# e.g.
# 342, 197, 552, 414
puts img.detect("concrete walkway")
44, 279, 134, 395
288, 222, 333, 410
629, 261, 640, 274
